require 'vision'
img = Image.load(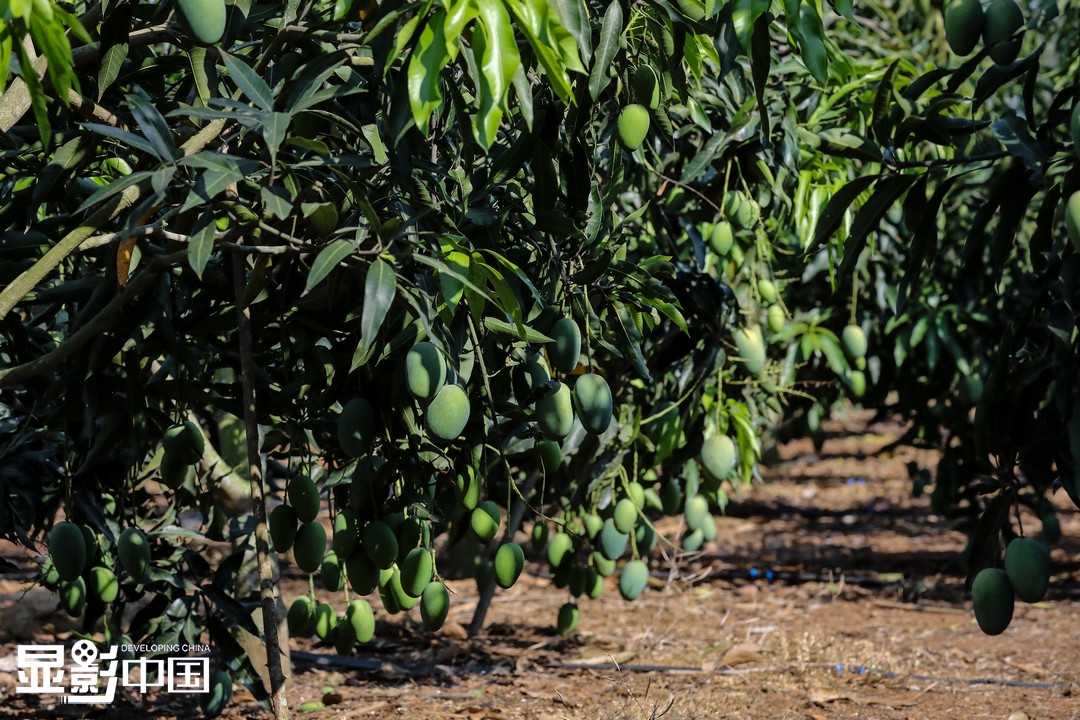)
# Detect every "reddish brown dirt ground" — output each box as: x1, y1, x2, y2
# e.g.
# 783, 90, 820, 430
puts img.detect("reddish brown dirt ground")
2, 410, 1078, 719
